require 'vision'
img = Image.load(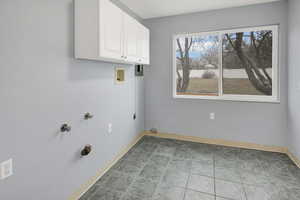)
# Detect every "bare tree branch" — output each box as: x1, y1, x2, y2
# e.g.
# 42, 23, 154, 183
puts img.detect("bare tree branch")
250, 32, 257, 50
188, 38, 193, 51
176, 69, 182, 80
227, 32, 272, 95
225, 34, 237, 51
258, 31, 271, 49
176, 38, 184, 59
176, 57, 183, 61
250, 31, 272, 85
262, 68, 272, 85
